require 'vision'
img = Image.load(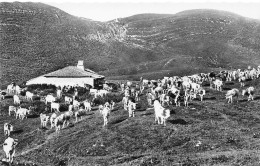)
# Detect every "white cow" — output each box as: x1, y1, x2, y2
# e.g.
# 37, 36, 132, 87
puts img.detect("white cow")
72, 100, 80, 110
8, 106, 17, 116
4, 123, 13, 136
50, 113, 57, 129
101, 107, 111, 126
54, 110, 74, 132
45, 95, 56, 104
16, 108, 30, 120
128, 100, 137, 117
7, 84, 14, 93
242, 86, 255, 101
213, 79, 223, 91
13, 95, 20, 105
15, 85, 21, 95
40, 113, 50, 128
64, 96, 73, 104
190, 82, 201, 93
75, 108, 87, 122
3, 137, 18, 163
25, 91, 34, 101
97, 90, 108, 97
122, 96, 129, 110
51, 102, 60, 112
153, 100, 170, 126
83, 101, 92, 112
56, 89, 62, 99
226, 88, 239, 103
197, 87, 206, 101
